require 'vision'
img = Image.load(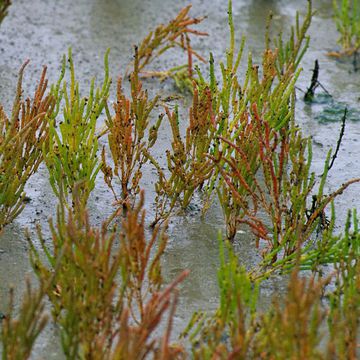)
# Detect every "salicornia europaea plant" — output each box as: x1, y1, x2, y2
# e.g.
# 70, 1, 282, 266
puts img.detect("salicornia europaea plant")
206, 0, 312, 240
216, 101, 360, 269
148, 0, 311, 234
253, 271, 330, 359
118, 191, 170, 323
101, 5, 208, 216
102, 48, 162, 215
0, 62, 55, 232
28, 196, 126, 357
186, 237, 328, 359
2, 1, 360, 358
1, 279, 48, 360
134, 5, 207, 91
185, 236, 259, 359
331, 0, 360, 57
149, 83, 216, 226
27, 189, 188, 358
255, 214, 360, 359
327, 210, 360, 359
110, 272, 188, 360
186, 227, 360, 359
44, 48, 111, 211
